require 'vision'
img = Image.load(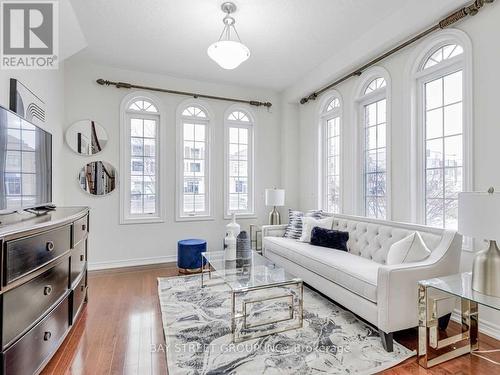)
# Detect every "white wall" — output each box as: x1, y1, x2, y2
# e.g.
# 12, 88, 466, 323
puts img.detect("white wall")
0, 68, 66, 204
62, 60, 282, 269
281, 3, 500, 337
0, 0, 83, 206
